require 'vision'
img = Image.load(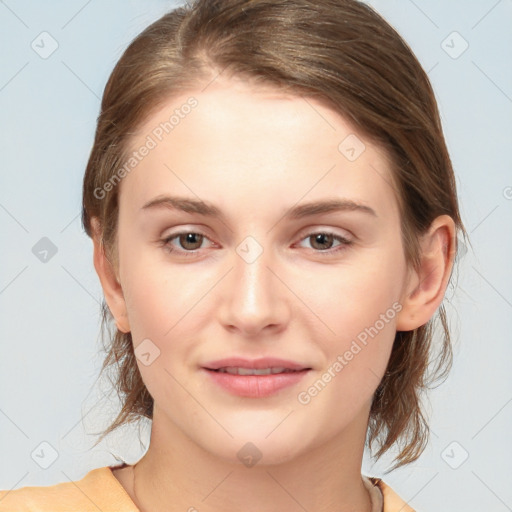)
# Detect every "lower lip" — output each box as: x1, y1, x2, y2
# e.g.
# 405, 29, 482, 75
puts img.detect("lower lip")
202, 368, 310, 398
